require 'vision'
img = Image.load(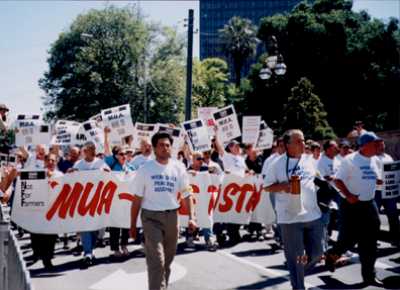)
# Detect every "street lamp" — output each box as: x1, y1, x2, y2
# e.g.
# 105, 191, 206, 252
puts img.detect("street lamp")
259, 36, 287, 80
